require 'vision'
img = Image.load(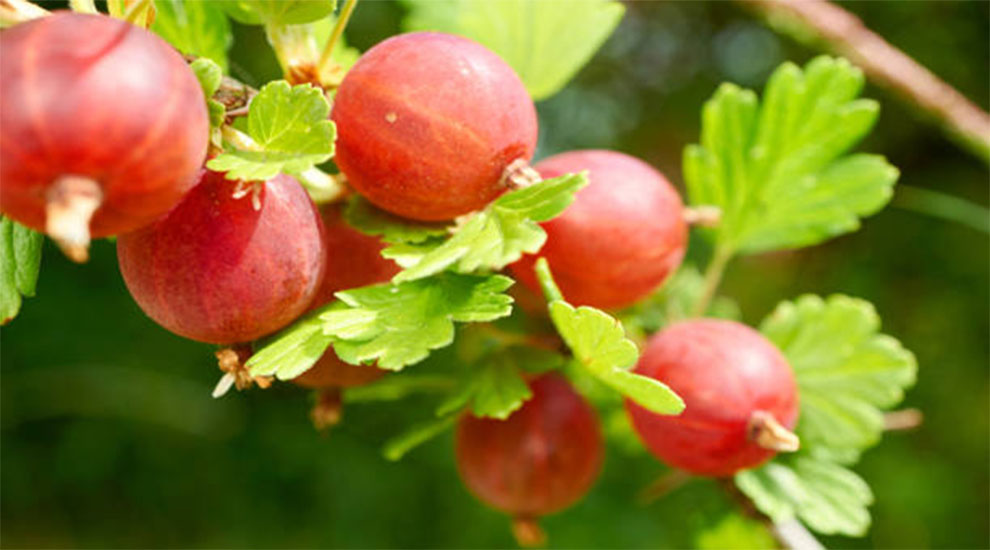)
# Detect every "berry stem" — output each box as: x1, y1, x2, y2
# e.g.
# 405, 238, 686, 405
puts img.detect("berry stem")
691, 244, 733, 318
316, 0, 359, 85
0, 0, 49, 28
534, 257, 564, 303
683, 205, 722, 227
883, 408, 923, 431
636, 469, 692, 505
747, 410, 800, 452
296, 166, 347, 205
511, 516, 547, 548
45, 175, 102, 263
311, 388, 343, 431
